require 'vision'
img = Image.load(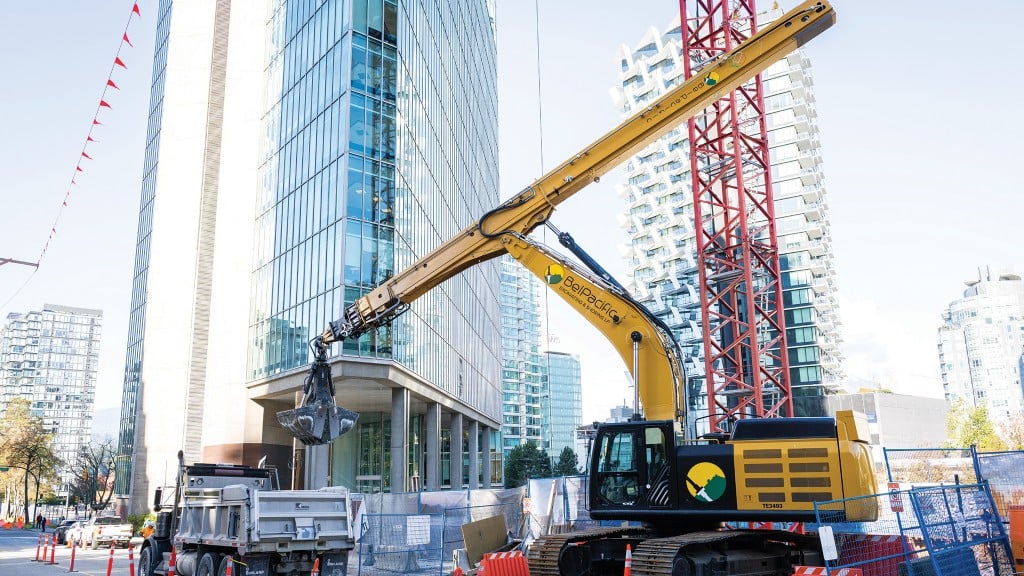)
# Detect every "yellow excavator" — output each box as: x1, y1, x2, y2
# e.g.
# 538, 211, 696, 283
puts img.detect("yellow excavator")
277, 2, 878, 574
